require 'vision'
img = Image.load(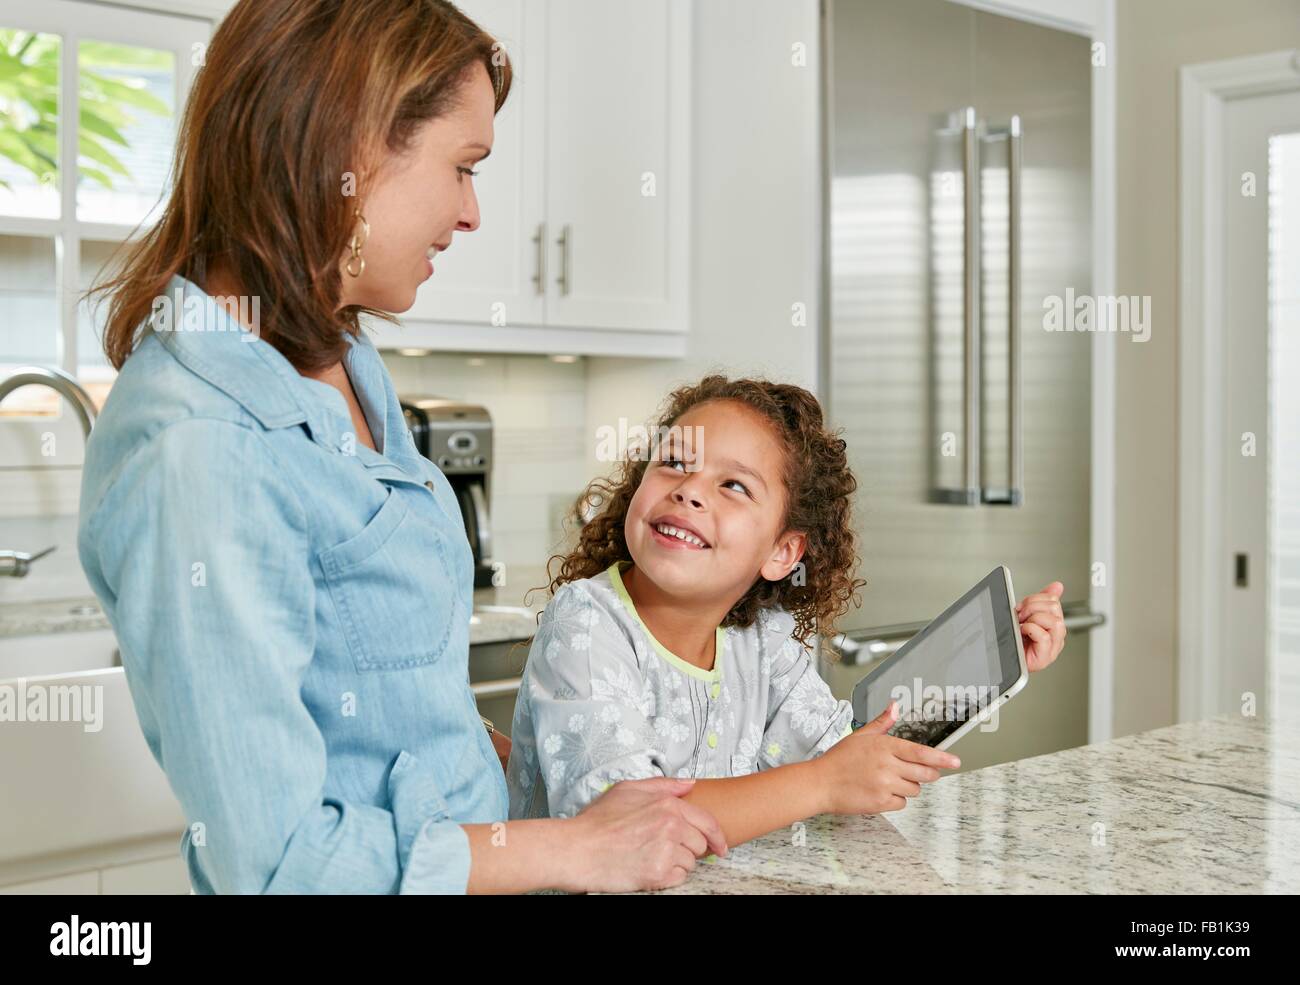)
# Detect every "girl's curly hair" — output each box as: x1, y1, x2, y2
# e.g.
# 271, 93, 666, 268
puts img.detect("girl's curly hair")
544, 375, 866, 647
